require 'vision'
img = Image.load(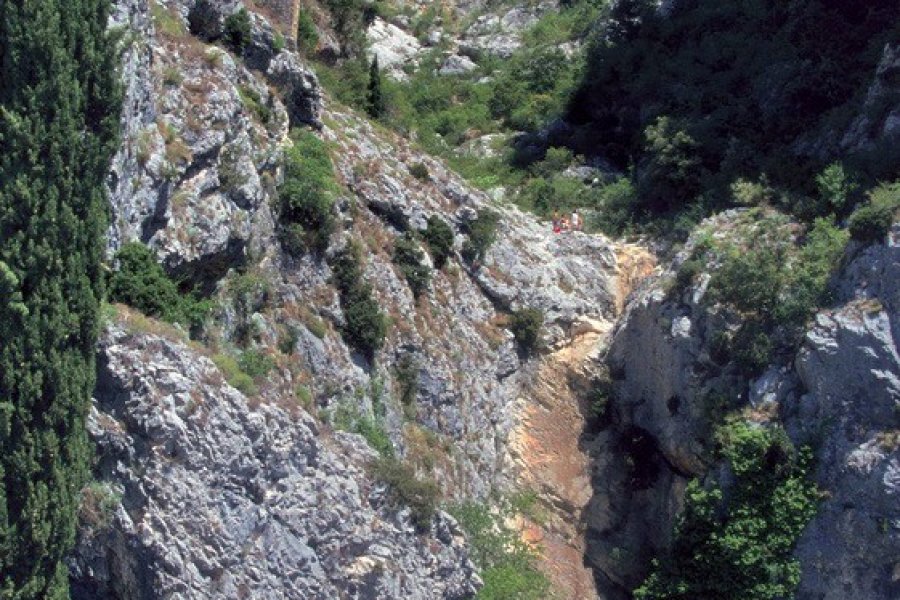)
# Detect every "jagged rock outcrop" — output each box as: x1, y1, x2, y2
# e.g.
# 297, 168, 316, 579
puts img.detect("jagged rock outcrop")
70, 321, 480, 599
585, 213, 900, 599
786, 224, 900, 600
841, 43, 900, 154
458, 1, 556, 60
107, 0, 320, 280
81, 1, 639, 597
366, 17, 423, 79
